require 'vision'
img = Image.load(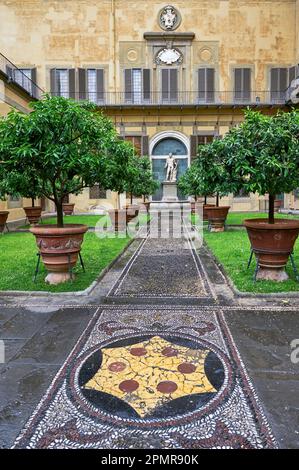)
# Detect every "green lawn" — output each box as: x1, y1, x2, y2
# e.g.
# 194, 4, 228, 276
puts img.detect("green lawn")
203, 228, 299, 293
0, 231, 130, 292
